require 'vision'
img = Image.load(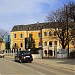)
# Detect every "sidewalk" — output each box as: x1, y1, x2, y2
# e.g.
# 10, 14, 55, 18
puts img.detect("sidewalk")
34, 58, 75, 71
